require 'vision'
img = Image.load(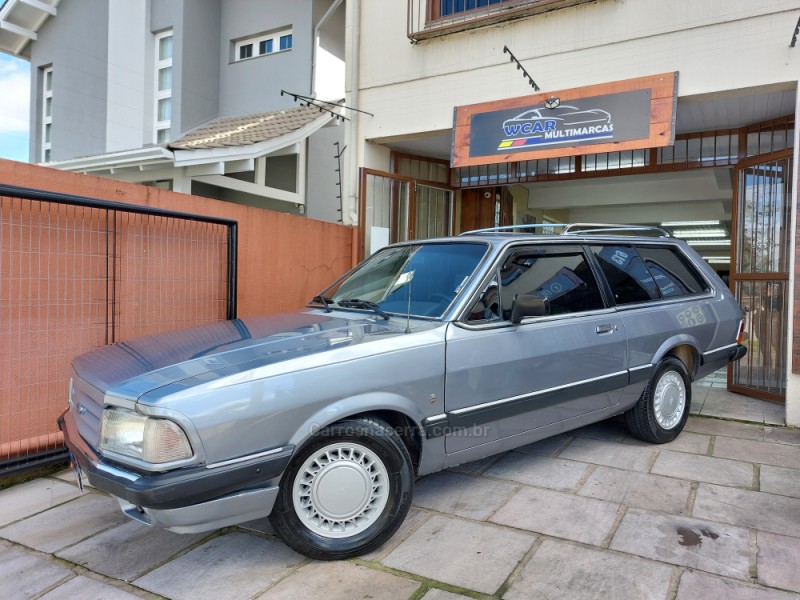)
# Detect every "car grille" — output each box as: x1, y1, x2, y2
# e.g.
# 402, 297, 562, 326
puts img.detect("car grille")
71, 375, 105, 448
